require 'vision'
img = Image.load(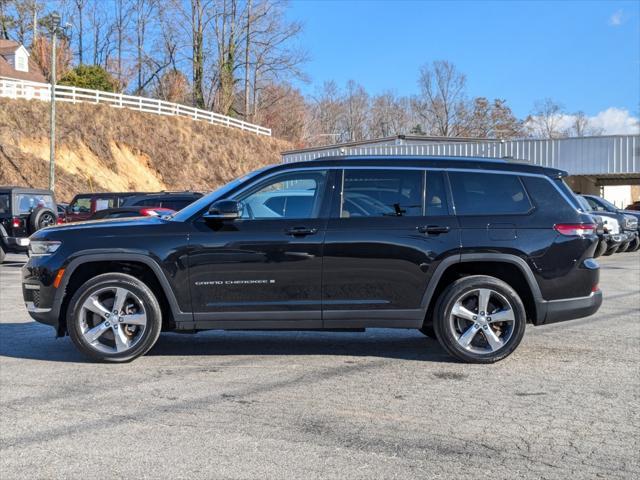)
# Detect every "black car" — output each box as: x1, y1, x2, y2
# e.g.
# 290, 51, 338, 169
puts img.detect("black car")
22, 157, 602, 364
0, 186, 57, 262
582, 195, 639, 253
121, 191, 203, 211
